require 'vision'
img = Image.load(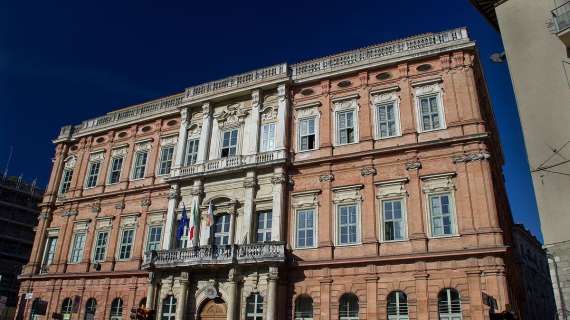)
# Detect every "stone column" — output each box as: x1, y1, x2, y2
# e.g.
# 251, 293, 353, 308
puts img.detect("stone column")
405, 158, 427, 253
176, 272, 189, 320
245, 89, 261, 155
173, 107, 190, 169
271, 168, 286, 241
197, 102, 212, 163
146, 272, 157, 310
226, 269, 239, 320
266, 267, 278, 320
275, 84, 288, 150
163, 184, 180, 250
242, 172, 257, 243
